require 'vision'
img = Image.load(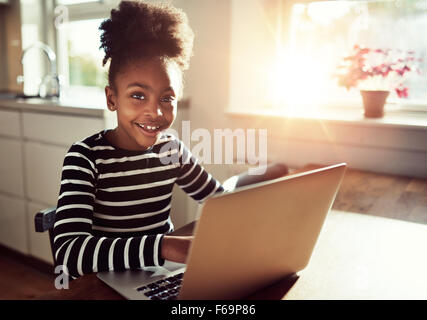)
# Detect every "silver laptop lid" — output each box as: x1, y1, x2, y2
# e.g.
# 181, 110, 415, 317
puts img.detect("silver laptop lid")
179, 163, 346, 300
